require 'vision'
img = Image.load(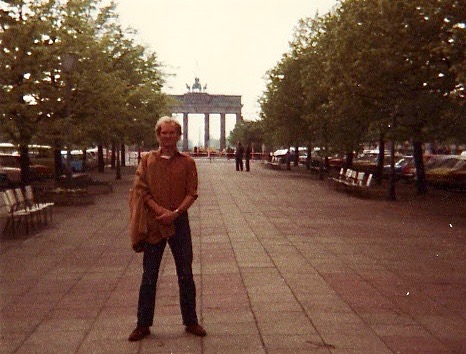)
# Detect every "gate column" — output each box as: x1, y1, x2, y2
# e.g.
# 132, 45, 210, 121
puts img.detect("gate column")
204, 113, 210, 148
220, 113, 226, 151
236, 112, 242, 125
182, 112, 189, 151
